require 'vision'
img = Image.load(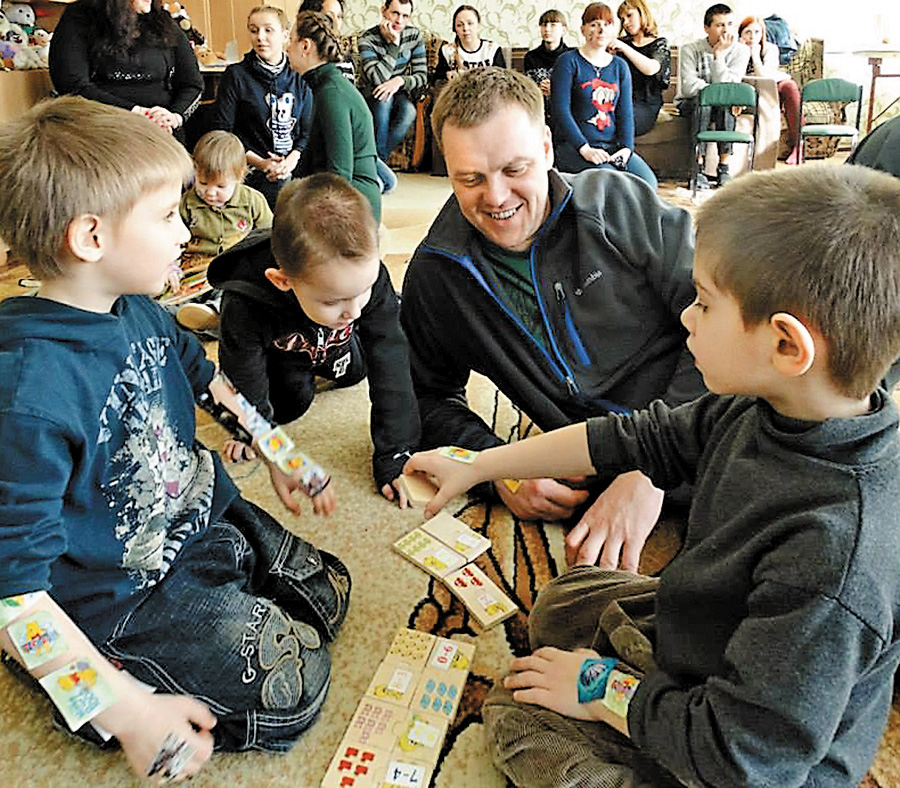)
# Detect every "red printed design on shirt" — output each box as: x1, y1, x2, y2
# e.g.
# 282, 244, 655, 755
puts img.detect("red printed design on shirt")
237, 219, 249, 232
579, 77, 618, 131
